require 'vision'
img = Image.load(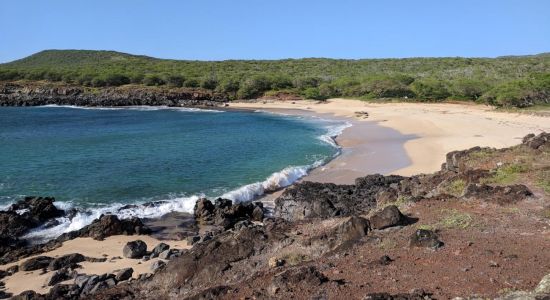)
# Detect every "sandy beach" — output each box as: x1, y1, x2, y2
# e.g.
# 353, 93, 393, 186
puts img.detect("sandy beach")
231, 99, 550, 181
1, 235, 188, 295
